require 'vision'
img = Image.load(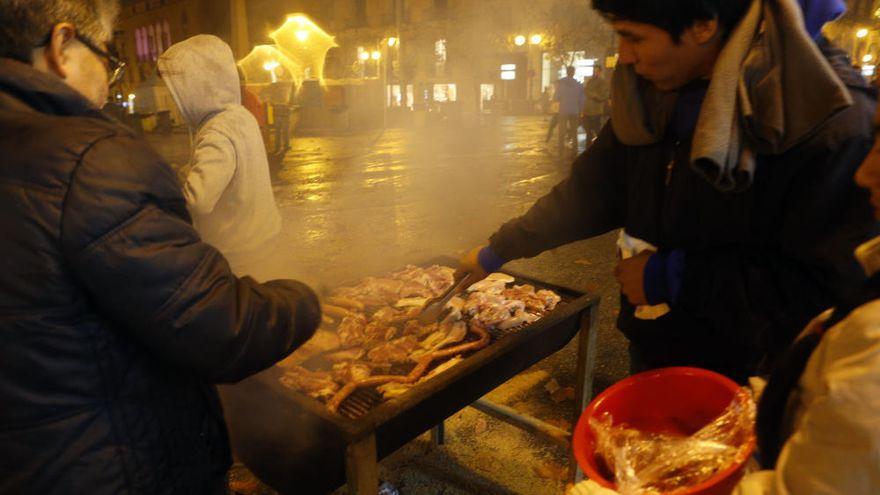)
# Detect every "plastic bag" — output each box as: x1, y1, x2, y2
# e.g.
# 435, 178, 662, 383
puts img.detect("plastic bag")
590, 388, 756, 495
